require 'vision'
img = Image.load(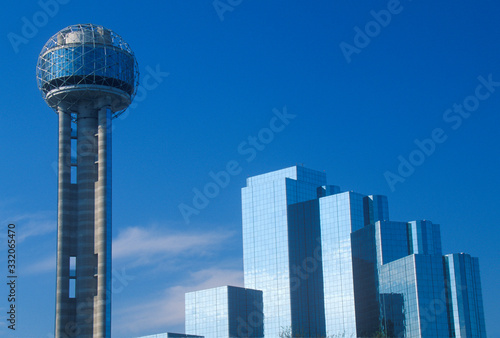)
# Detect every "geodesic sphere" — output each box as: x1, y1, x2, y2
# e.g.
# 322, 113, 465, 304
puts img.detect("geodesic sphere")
36, 23, 139, 116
